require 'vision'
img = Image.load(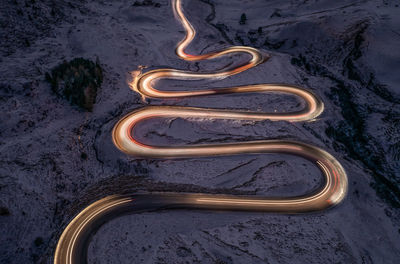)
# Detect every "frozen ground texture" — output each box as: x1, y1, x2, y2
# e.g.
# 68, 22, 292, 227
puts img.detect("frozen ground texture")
0, 0, 400, 263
